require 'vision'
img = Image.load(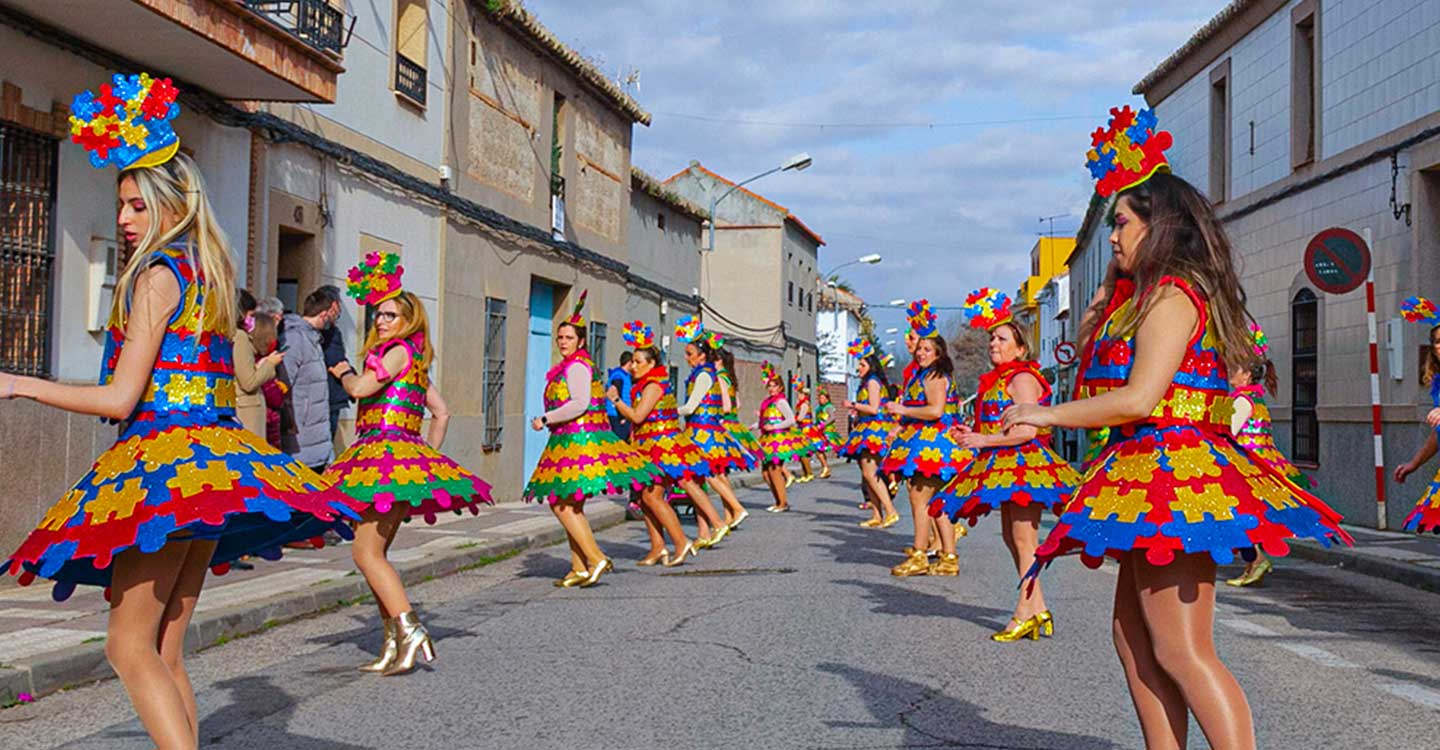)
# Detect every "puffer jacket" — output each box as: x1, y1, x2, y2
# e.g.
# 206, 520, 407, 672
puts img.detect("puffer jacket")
279, 313, 334, 468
